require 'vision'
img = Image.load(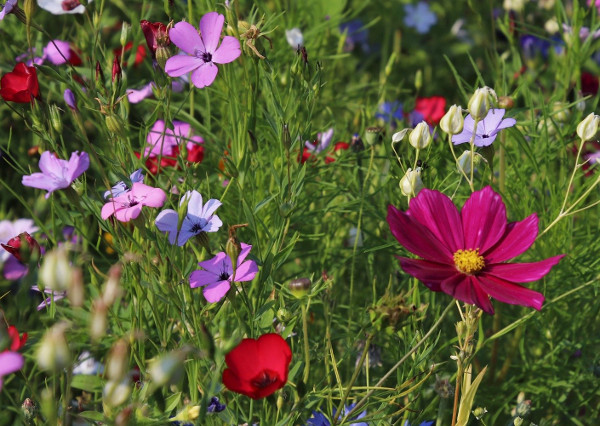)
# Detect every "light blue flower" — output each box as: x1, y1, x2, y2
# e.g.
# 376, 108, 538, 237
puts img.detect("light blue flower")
403, 2, 437, 34
104, 169, 144, 199
306, 403, 367, 426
